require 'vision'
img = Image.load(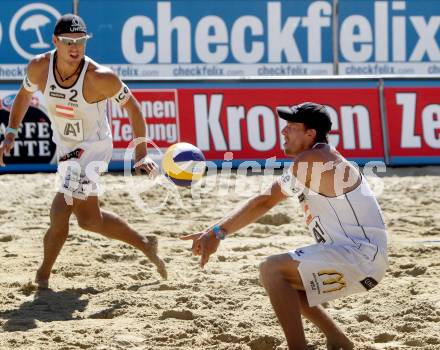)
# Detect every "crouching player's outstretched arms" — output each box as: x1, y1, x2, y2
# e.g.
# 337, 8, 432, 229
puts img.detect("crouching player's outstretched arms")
181, 180, 286, 269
